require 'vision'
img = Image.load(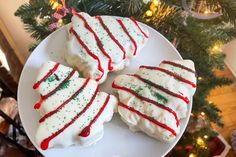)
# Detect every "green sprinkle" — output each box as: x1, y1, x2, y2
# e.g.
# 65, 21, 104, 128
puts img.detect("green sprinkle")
47, 75, 56, 82
59, 80, 70, 90
135, 87, 143, 95
152, 91, 168, 104
149, 116, 155, 120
